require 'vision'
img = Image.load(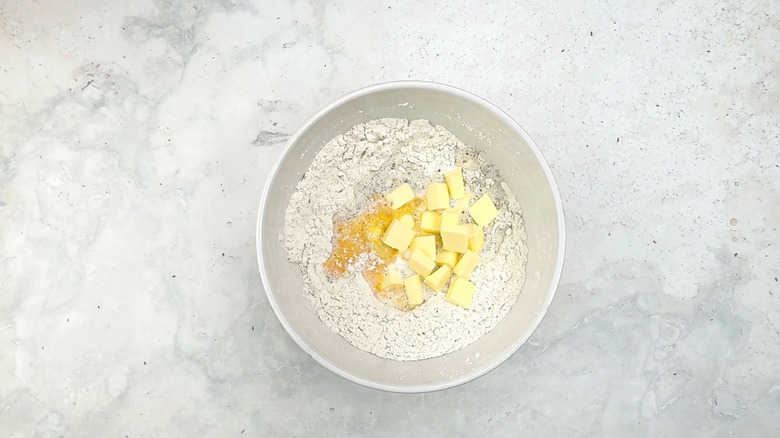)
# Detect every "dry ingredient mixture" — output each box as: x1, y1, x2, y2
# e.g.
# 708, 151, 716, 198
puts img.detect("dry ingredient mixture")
284, 118, 528, 361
